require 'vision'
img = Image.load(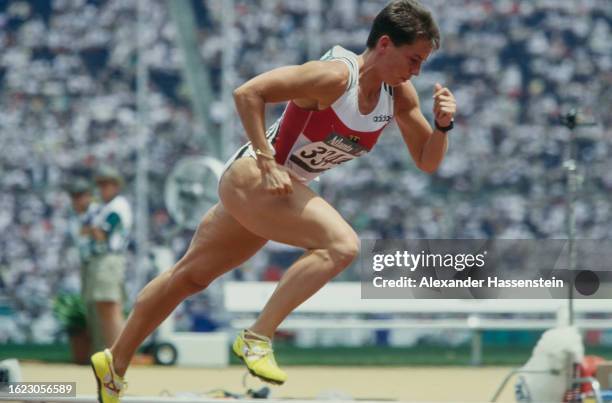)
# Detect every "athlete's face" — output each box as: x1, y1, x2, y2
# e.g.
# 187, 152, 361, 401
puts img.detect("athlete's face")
376, 36, 433, 86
